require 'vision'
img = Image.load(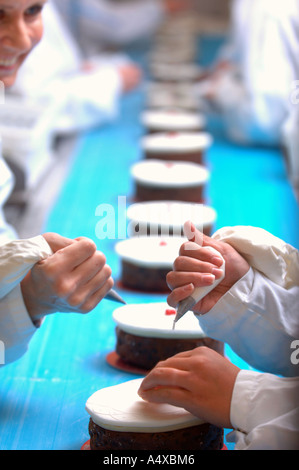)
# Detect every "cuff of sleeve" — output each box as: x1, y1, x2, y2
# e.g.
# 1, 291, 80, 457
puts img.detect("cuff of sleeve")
230, 369, 261, 433
1, 284, 39, 364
